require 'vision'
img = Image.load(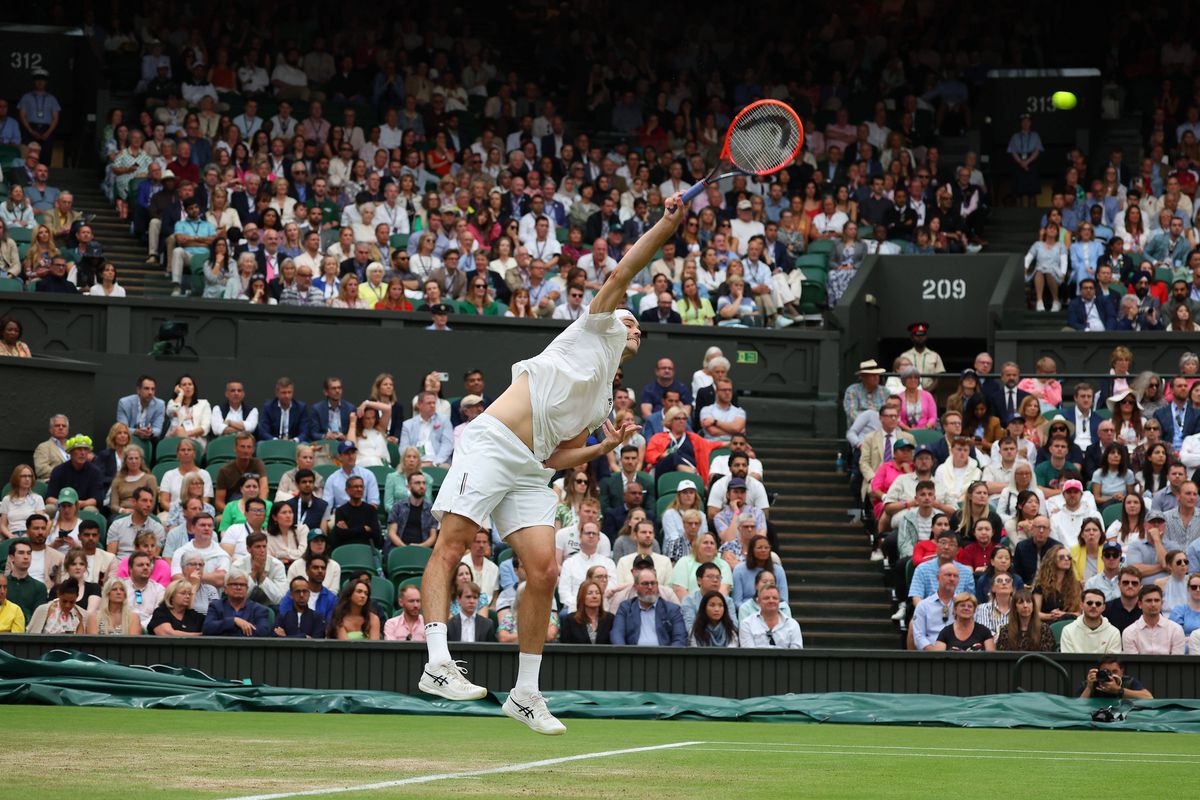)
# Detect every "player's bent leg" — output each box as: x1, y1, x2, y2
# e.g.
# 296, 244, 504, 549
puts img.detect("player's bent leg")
501, 524, 566, 735
417, 511, 487, 701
